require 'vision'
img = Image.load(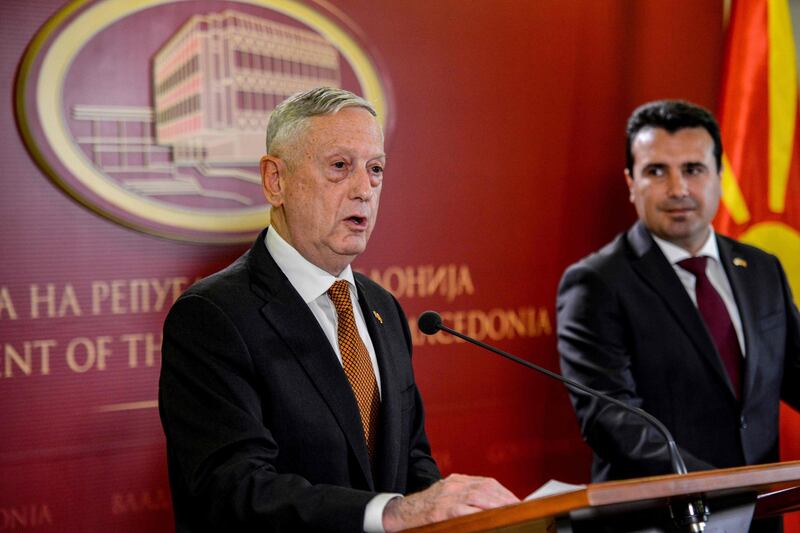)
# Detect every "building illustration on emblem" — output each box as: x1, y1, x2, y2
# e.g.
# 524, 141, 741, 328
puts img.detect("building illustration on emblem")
153, 9, 341, 163
71, 9, 342, 206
